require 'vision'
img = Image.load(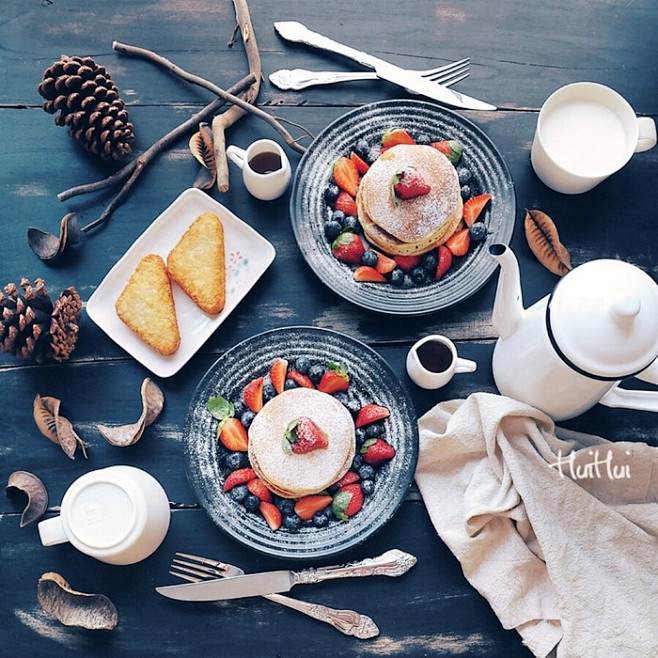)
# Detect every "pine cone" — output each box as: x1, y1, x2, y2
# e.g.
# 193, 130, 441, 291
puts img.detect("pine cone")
0, 278, 82, 364
37, 55, 134, 160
